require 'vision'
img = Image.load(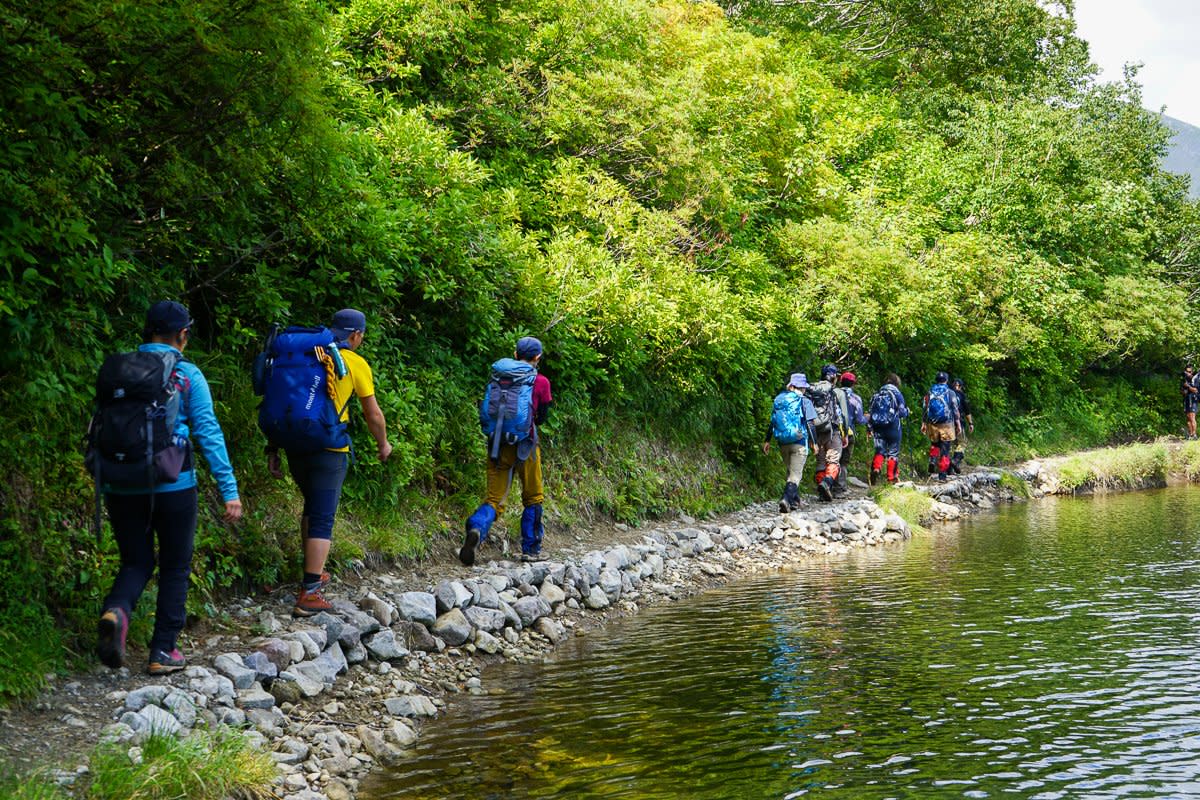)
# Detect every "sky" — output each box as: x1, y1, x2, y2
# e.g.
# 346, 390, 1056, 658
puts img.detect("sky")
1073, 0, 1200, 128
